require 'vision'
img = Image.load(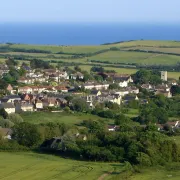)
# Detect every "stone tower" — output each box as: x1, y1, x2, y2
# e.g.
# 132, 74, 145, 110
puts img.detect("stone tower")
161, 71, 167, 81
